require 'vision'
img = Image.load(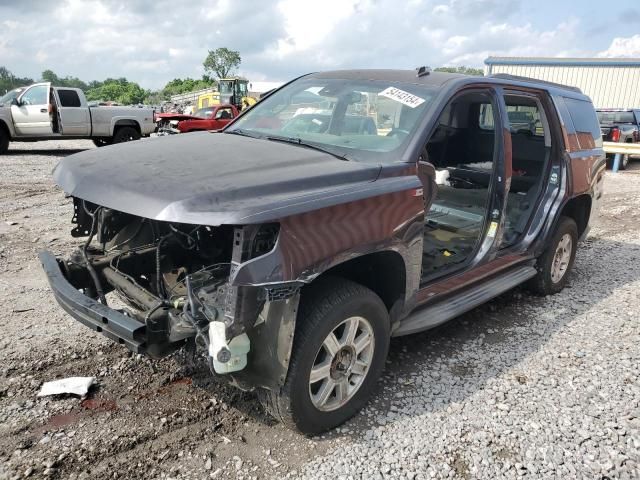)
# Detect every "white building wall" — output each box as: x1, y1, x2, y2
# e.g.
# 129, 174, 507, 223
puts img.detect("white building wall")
487, 64, 640, 109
